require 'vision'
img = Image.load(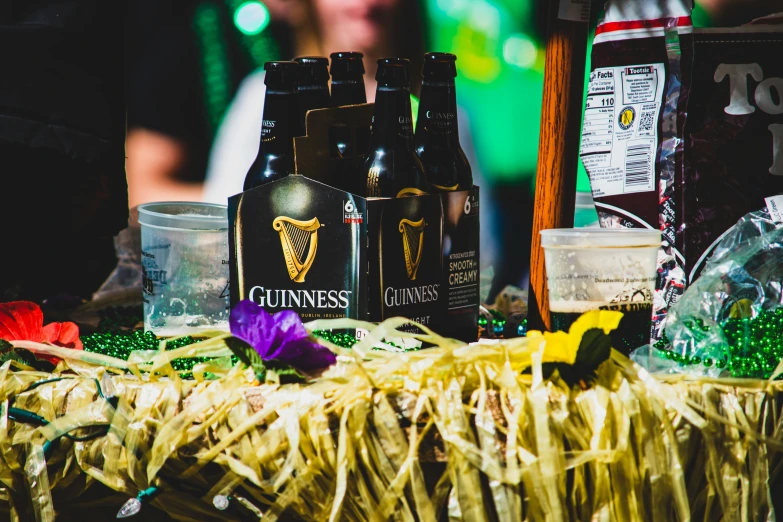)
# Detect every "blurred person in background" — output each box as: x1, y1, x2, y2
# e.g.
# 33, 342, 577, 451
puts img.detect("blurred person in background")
125, 0, 295, 207
293, 0, 426, 95
202, 0, 491, 302
202, 0, 433, 203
